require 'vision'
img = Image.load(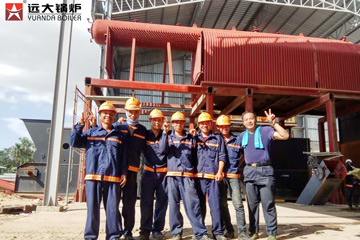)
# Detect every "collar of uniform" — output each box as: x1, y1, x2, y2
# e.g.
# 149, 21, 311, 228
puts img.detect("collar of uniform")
225, 133, 237, 144
170, 131, 191, 141
148, 129, 164, 140
198, 131, 216, 142
126, 122, 139, 130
